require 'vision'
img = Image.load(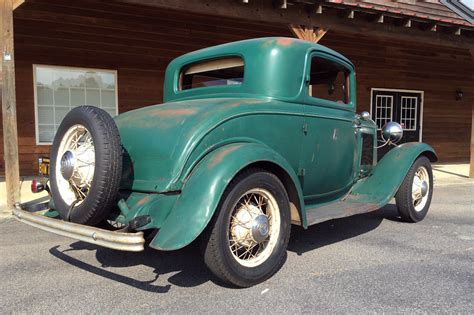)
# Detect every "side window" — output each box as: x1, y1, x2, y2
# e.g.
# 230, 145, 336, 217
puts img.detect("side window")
309, 56, 350, 104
